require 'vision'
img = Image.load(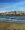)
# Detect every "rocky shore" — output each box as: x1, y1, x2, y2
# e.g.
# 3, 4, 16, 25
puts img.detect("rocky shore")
0, 22, 25, 30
